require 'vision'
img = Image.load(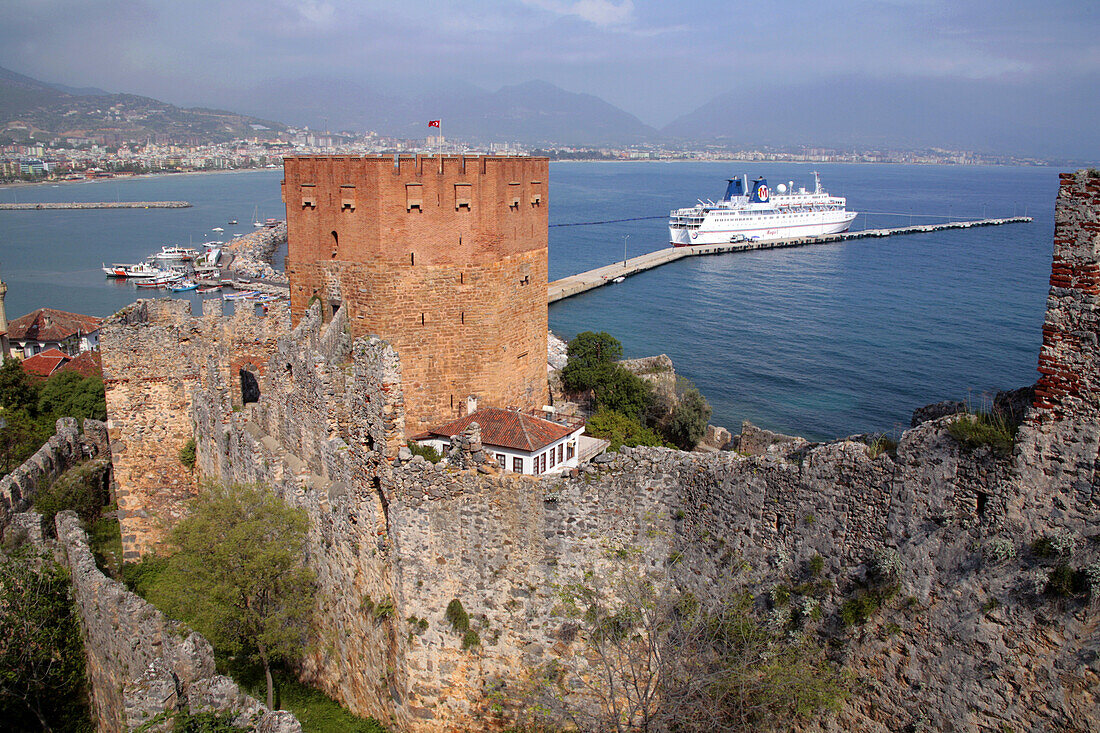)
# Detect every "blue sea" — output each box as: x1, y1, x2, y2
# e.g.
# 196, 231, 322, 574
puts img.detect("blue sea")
0, 163, 1057, 440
